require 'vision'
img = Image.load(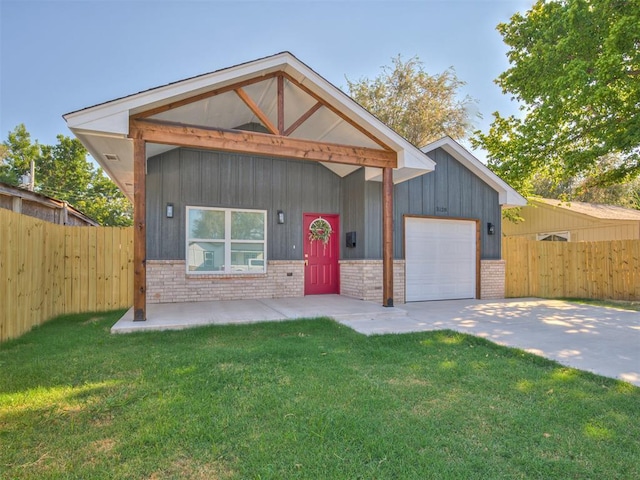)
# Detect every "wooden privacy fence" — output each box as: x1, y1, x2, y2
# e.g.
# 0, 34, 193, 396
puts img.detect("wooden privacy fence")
0, 209, 133, 342
503, 237, 640, 301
